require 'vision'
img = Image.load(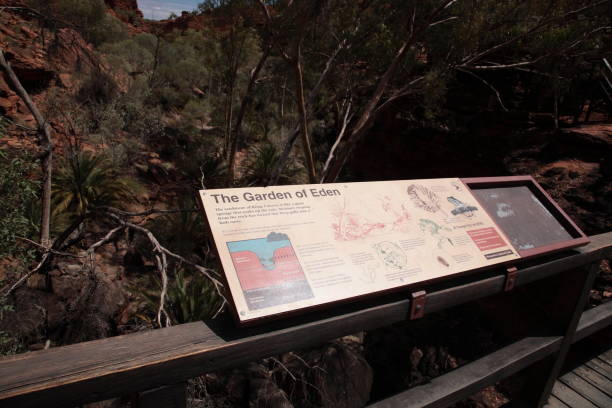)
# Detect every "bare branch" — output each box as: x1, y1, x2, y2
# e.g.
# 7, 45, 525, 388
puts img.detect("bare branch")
458, 68, 508, 111
469, 61, 536, 70
321, 97, 353, 180
1, 253, 50, 298
460, 0, 611, 67
16, 236, 86, 259
255, 0, 272, 22
86, 226, 124, 254
267, 22, 360, 186
429, 16, 458, 27
101, 212, 227, 323
322, 0, 459, 182
374, 76, 425, 115
0, 116, 37, 132
95, 206, 198, 217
